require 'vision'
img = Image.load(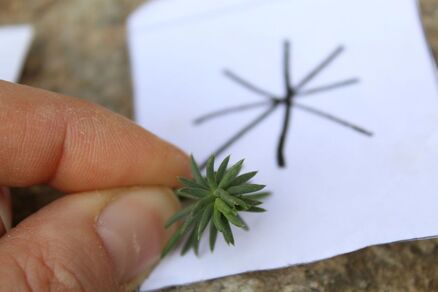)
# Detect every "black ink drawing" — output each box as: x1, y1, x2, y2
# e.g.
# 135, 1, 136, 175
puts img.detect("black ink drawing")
194, 41, 373, 169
